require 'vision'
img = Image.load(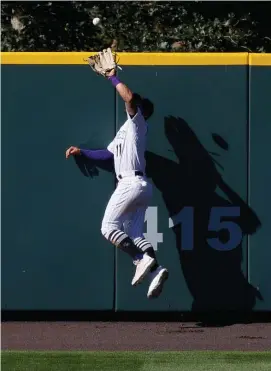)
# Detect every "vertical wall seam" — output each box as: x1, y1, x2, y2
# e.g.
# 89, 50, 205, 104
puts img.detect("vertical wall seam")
113, 75, 118, 312
247, 53, 251, 283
